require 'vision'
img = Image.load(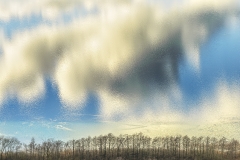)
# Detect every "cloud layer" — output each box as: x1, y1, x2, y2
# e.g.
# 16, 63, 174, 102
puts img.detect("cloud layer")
0, 0, 239, 120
